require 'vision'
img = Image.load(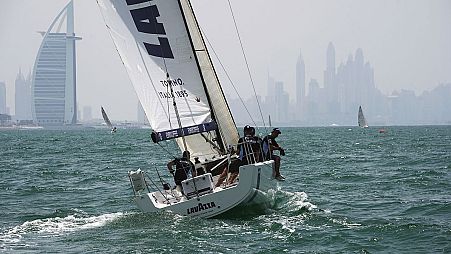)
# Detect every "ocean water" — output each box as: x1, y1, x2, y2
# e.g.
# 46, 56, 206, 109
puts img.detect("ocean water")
0, 126, 450, 253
